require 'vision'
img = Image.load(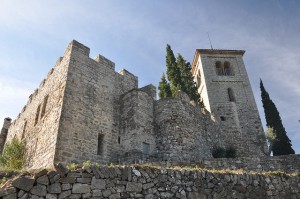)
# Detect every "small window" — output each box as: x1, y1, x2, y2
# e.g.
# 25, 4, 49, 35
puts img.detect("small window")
215, 61, 223, 75
118, 136, 121, 144
228, 88, 235, 102
220, 116, 226, 121
34, 104, 41, 126
142, 142, 150, 155
97, 134, 104, 155
41, 95, 49, 118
